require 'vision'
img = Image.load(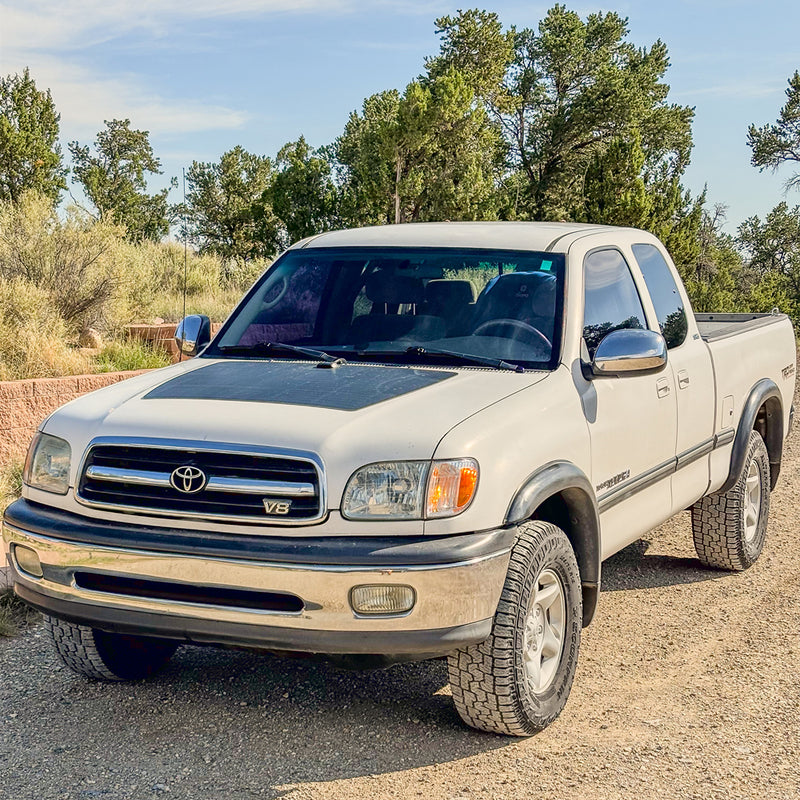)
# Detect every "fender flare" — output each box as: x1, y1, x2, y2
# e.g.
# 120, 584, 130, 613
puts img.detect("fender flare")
718, 378, 783, 495
505, 461, 601, 627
